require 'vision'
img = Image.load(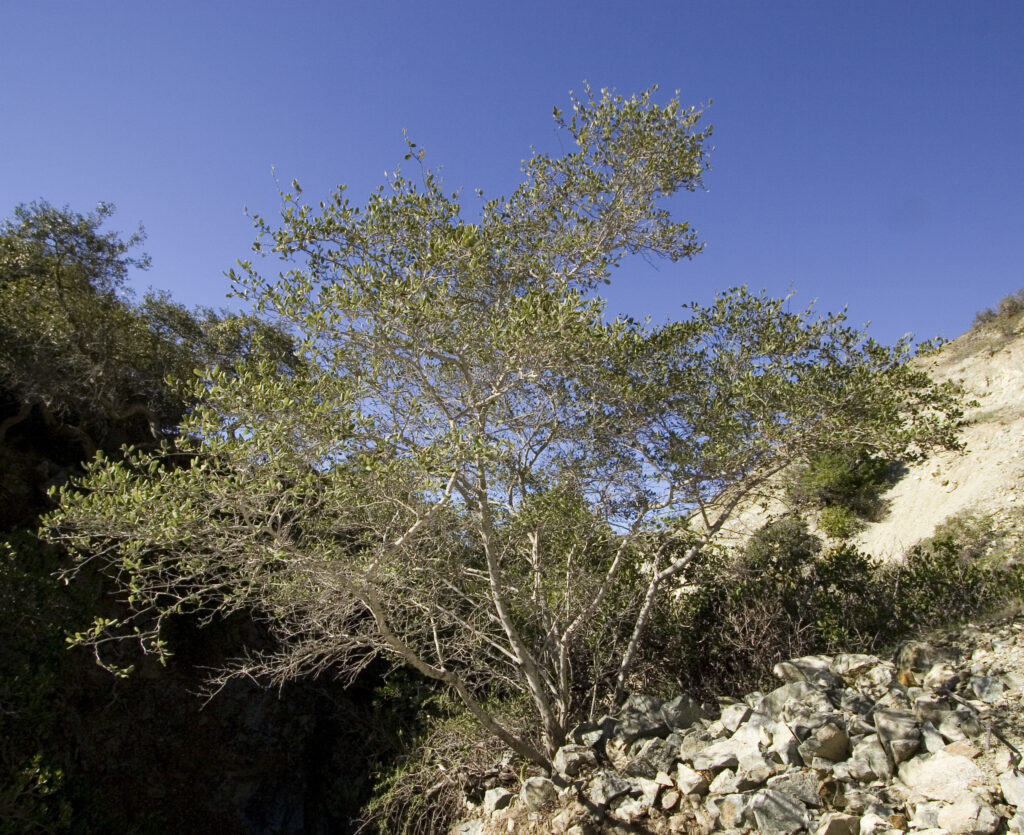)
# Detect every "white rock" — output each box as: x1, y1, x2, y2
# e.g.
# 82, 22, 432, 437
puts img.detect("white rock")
935, 791, 1001, 834
1001, 768, 1024, 807
898, 751, 984, 802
